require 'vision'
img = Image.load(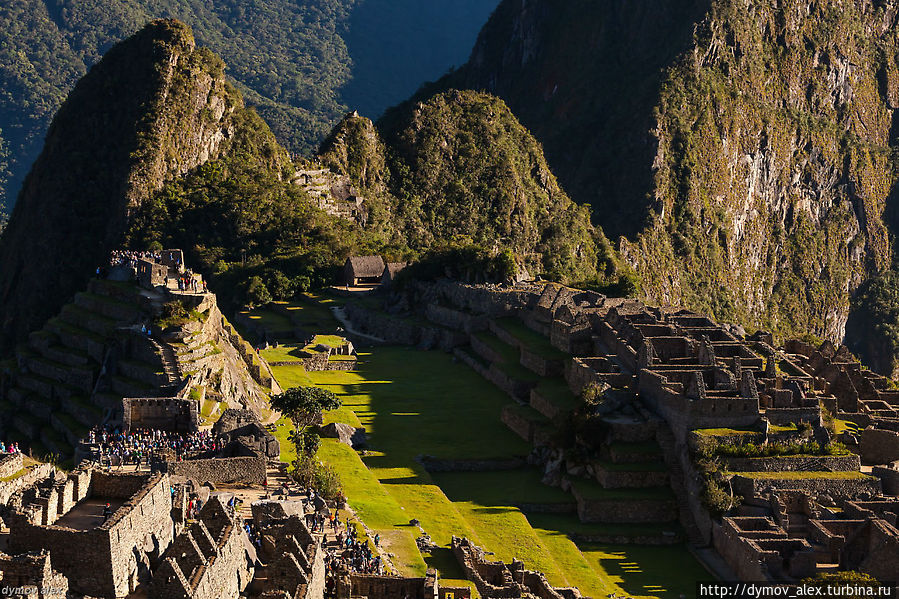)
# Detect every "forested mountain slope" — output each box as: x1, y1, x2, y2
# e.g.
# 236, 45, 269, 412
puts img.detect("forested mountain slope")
446, 0, 899, 374
0, 0, 498, 210
0, 20, 246, 351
